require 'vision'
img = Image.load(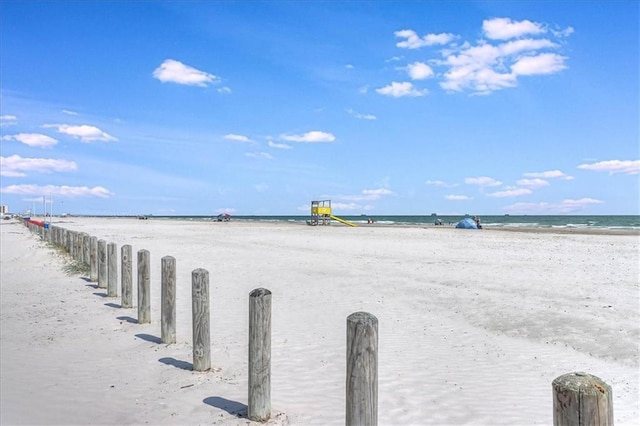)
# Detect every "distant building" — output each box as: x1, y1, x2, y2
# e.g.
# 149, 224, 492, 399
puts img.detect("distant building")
0, 205, 8, 214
